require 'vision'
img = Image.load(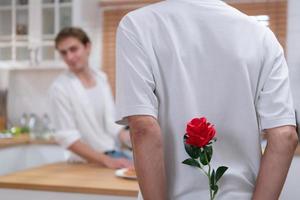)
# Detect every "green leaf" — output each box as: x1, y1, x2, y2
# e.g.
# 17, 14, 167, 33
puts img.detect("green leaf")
210, 169, 216, 189
199, 150, 208, 165
183, 134, 201, 159
199, 146, 213, 165
212, 184, 218, 192
207, 138, 217, 145
216, 166, 228, 183
182, 158, 201, 168
184, 143, 201, 159
210, 170, 219, 198
212, 185, 219, 197
204, 145, 213, 163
